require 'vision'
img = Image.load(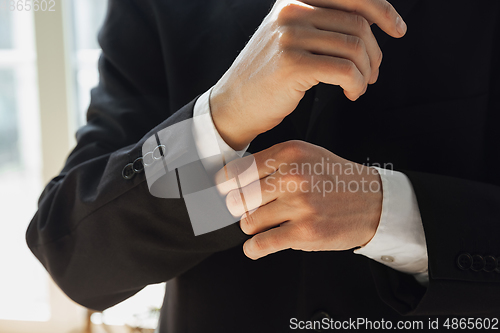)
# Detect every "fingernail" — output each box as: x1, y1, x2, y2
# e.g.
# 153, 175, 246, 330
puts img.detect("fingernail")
243, 241, 249, 255
396, 16, 407, 36
243, 240, 253, 258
